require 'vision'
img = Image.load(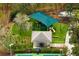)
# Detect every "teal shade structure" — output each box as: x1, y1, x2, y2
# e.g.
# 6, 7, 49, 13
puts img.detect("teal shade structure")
30, 11, 59, 27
